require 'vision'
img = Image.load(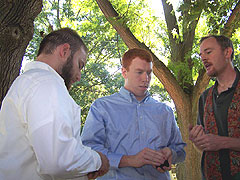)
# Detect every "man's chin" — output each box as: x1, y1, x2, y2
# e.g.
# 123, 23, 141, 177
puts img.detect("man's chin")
206, 71, 216, 77
137, 89, 148, 95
